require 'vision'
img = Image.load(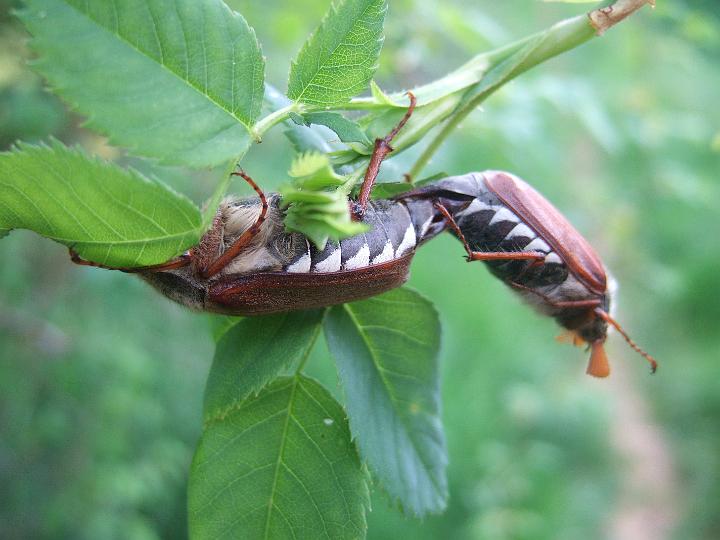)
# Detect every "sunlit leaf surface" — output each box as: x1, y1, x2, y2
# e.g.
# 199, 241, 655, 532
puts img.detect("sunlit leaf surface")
203, 310, 325, 421
0, 140, 201, 266
189, 376, 369, 540
20, 0, 265, 167
325, 287, 448, 515
288, 0, 387, 105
